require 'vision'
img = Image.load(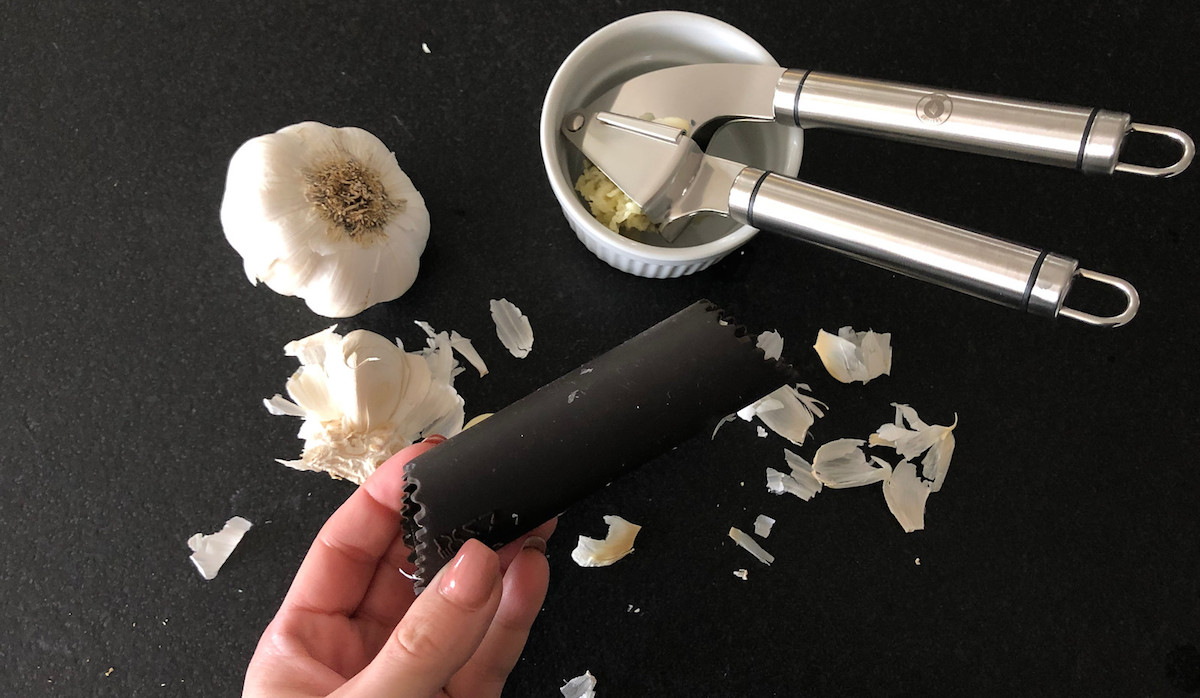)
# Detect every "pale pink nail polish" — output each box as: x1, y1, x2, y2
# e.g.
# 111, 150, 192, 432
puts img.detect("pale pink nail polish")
437, 539, 498, 608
